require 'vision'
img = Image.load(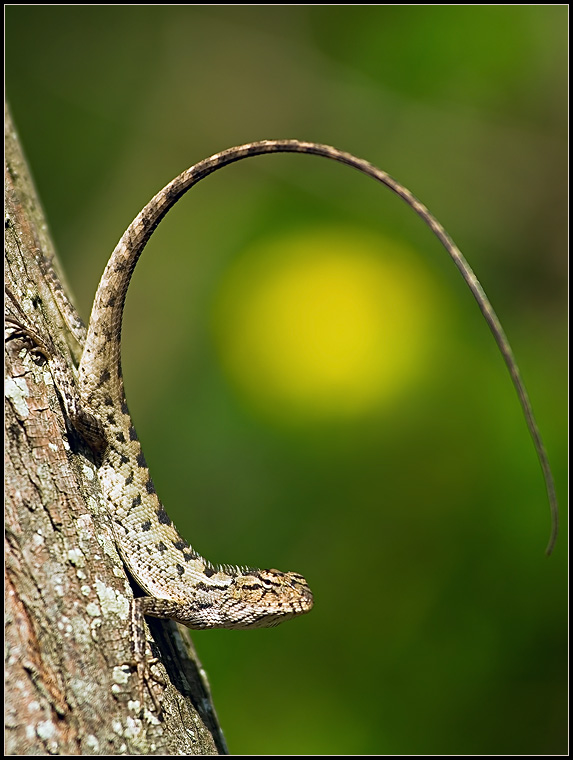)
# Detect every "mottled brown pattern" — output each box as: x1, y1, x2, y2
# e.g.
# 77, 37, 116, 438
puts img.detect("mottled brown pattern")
32, 141, 558, 635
